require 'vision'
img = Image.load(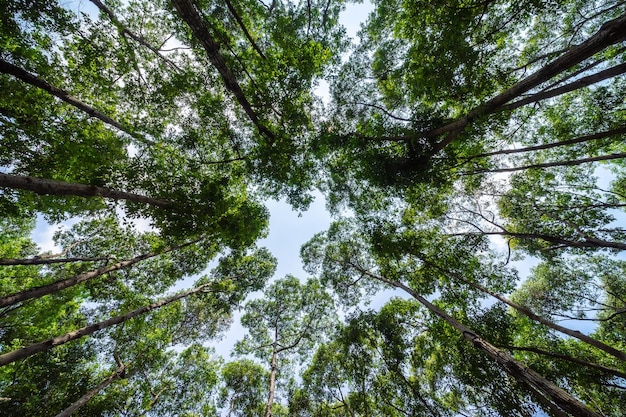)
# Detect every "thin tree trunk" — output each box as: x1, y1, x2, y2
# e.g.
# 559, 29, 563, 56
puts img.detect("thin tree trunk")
264, 342, 278, 417
88, 0, 181, 71
0, 283, 212, 367
169, 0, 275, 144
0, 237, 201, 308
223, 0, 266, 59
468, 152, 626, 174
420, 12, 626, 154
502, 62, 626, 112
453, 231, 626, 251
348, 263, 602, 417
54, 365, 128, 417
523, 384, 571, 417
0, 59, 149, 144
500, 345, 626, 380
0, 256, 109, 266
422, 259, 626, 361
465, 126, 626, 160
0, 173, 170, 208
